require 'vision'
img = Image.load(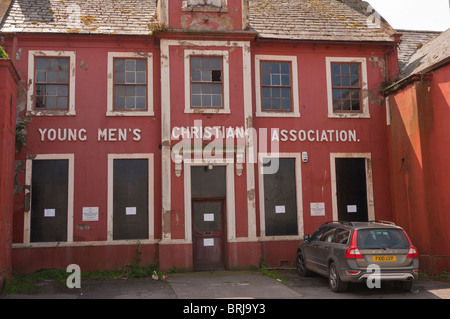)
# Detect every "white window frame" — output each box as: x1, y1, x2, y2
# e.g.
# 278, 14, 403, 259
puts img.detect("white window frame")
257, 153, 304, 240
107, 153, 154, 243
255, 55, 300, 118
184, 49, 230, 114
326, 57, 369, 118
27, 50, 76, 116
107, 52, 154, 116
23, 154, 74, 246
